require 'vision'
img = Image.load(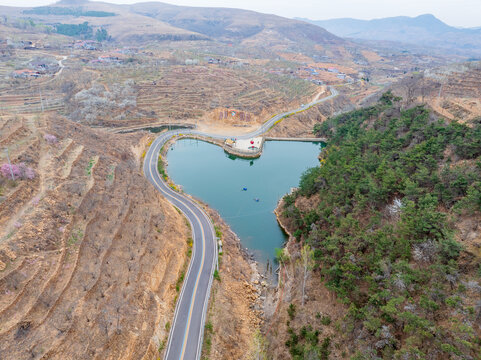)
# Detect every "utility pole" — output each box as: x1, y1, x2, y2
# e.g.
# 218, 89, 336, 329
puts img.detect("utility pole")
5, 147, 15, 180
39, 89, 44, 112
